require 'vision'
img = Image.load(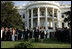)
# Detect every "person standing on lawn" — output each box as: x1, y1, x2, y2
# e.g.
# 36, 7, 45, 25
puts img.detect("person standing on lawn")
1, 27, 5, 40
9, 28, 12, 41
16, 28, 19, 40
12, 28, 16, 41
17, 29, 22, 40
44, 30, 47, 39
29, 28, 32, 39
40, 27, 45, 42
34, 27, 39, 42
4, 27, 10, 41
24, 27, 29, 41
